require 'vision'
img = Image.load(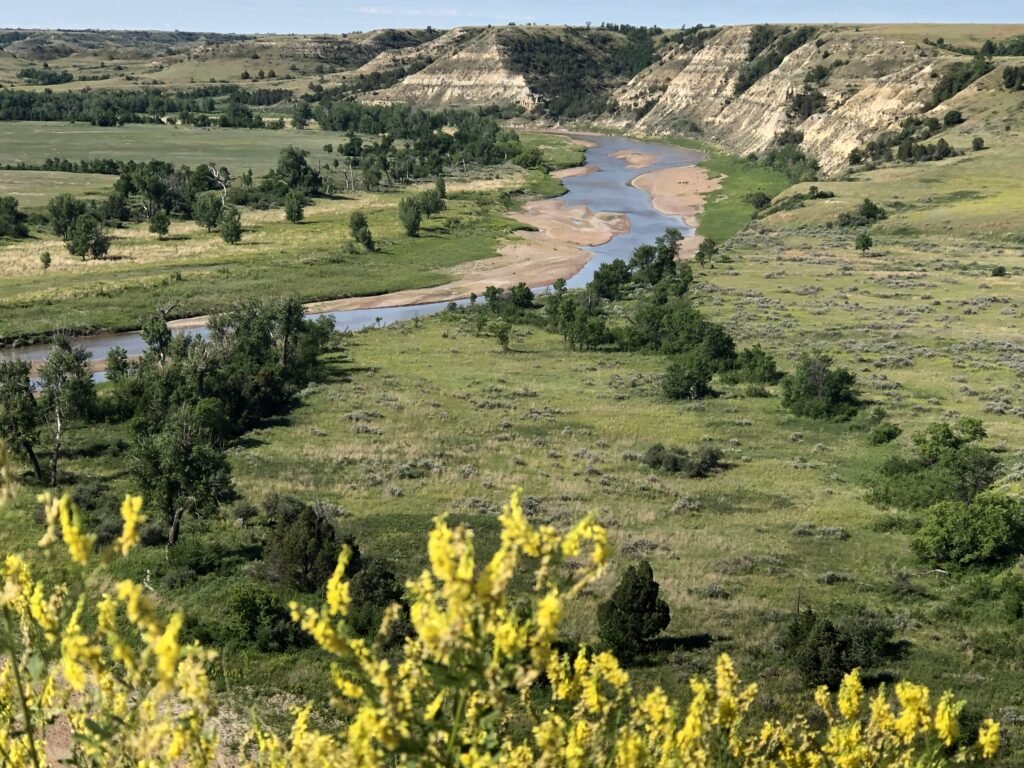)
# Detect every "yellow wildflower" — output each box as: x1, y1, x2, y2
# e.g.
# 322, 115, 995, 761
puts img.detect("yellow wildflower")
837, 669, 864, 720
116, 494, 146, 556
935, 691, 961, 747
978, 718, 1000, 758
